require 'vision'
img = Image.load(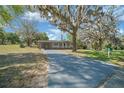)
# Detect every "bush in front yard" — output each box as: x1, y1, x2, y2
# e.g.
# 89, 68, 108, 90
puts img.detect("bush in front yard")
20, 43, 25, 48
